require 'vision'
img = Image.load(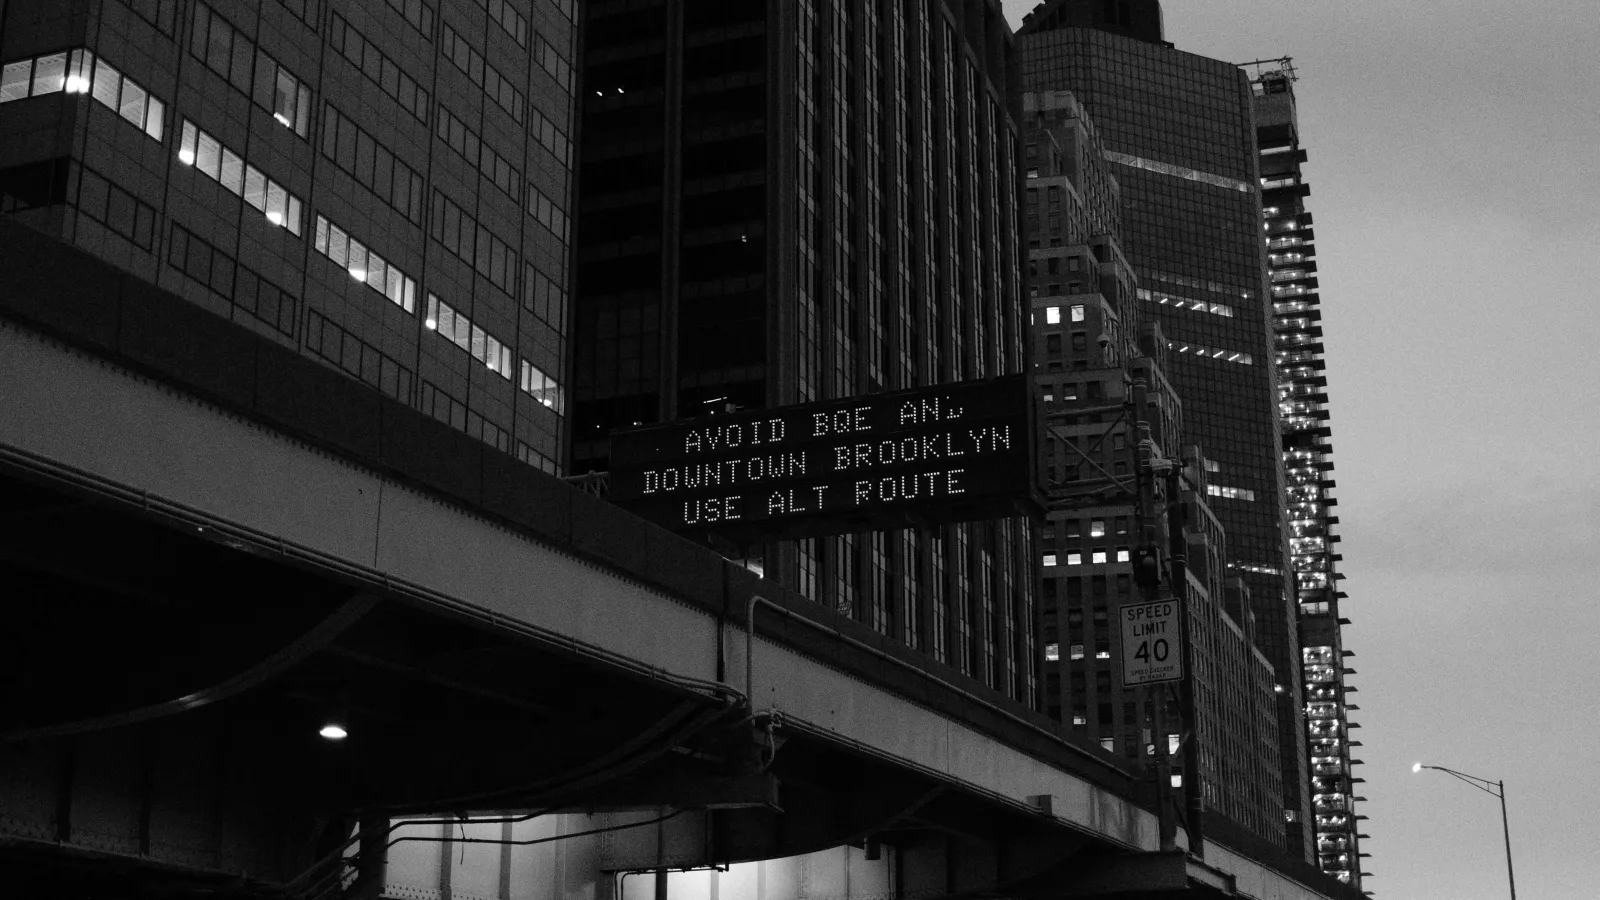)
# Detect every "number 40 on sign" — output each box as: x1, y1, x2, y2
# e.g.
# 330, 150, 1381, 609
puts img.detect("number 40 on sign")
1120, 600, 1184, 687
